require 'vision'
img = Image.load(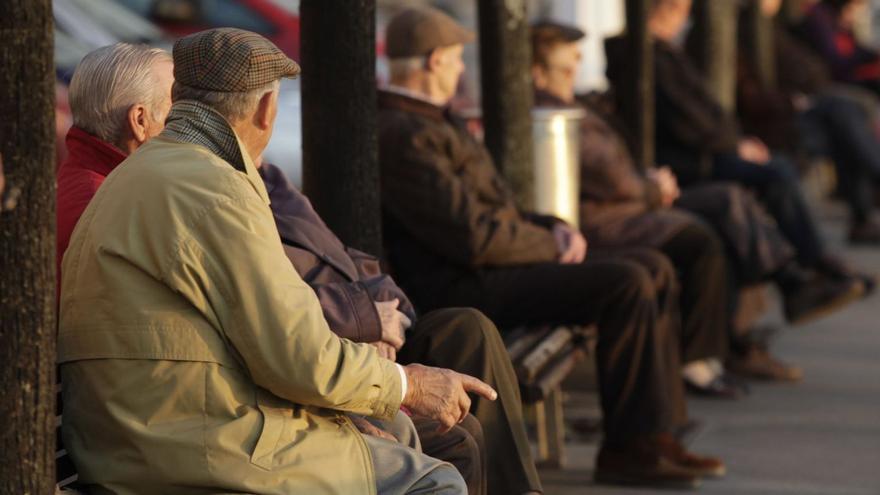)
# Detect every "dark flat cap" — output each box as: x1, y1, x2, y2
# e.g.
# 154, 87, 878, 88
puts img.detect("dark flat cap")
386, 7, 475, 58
530, 20, 587, 42
173, 28, 300, 92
